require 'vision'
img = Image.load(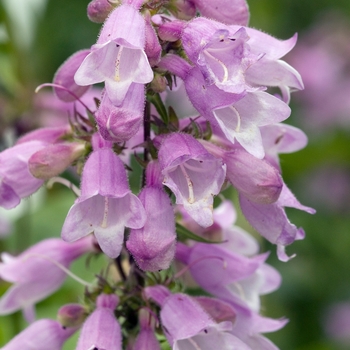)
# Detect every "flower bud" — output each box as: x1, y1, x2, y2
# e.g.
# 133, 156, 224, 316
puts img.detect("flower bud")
156, 18, 184, 42
28, 142, 85, 180
168, 0, 196, 20
144, 11, 161, 67
150, 73, 167, 93
58, 304, 87, 328
87, 0, 117, 23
